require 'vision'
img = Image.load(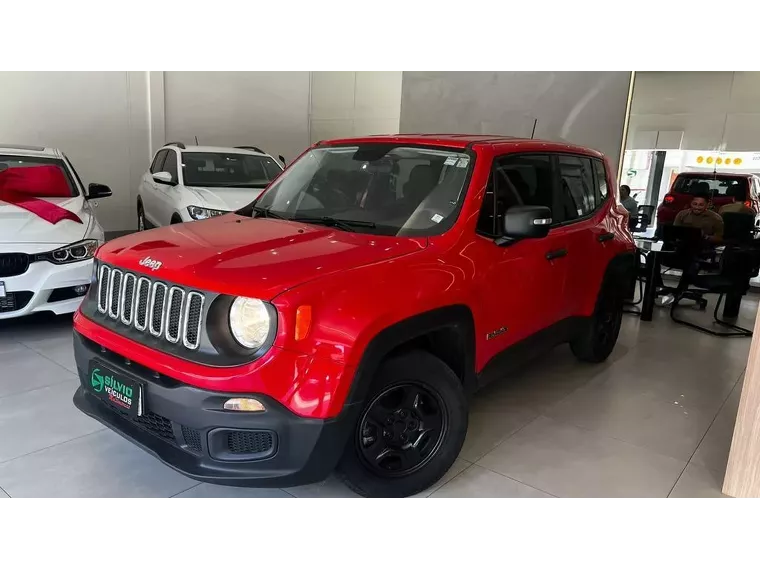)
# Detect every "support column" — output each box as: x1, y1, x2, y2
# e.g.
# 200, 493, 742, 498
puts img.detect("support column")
147, 71, 165, 157
646, 150, 666, 208
722, 306, 760, 497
